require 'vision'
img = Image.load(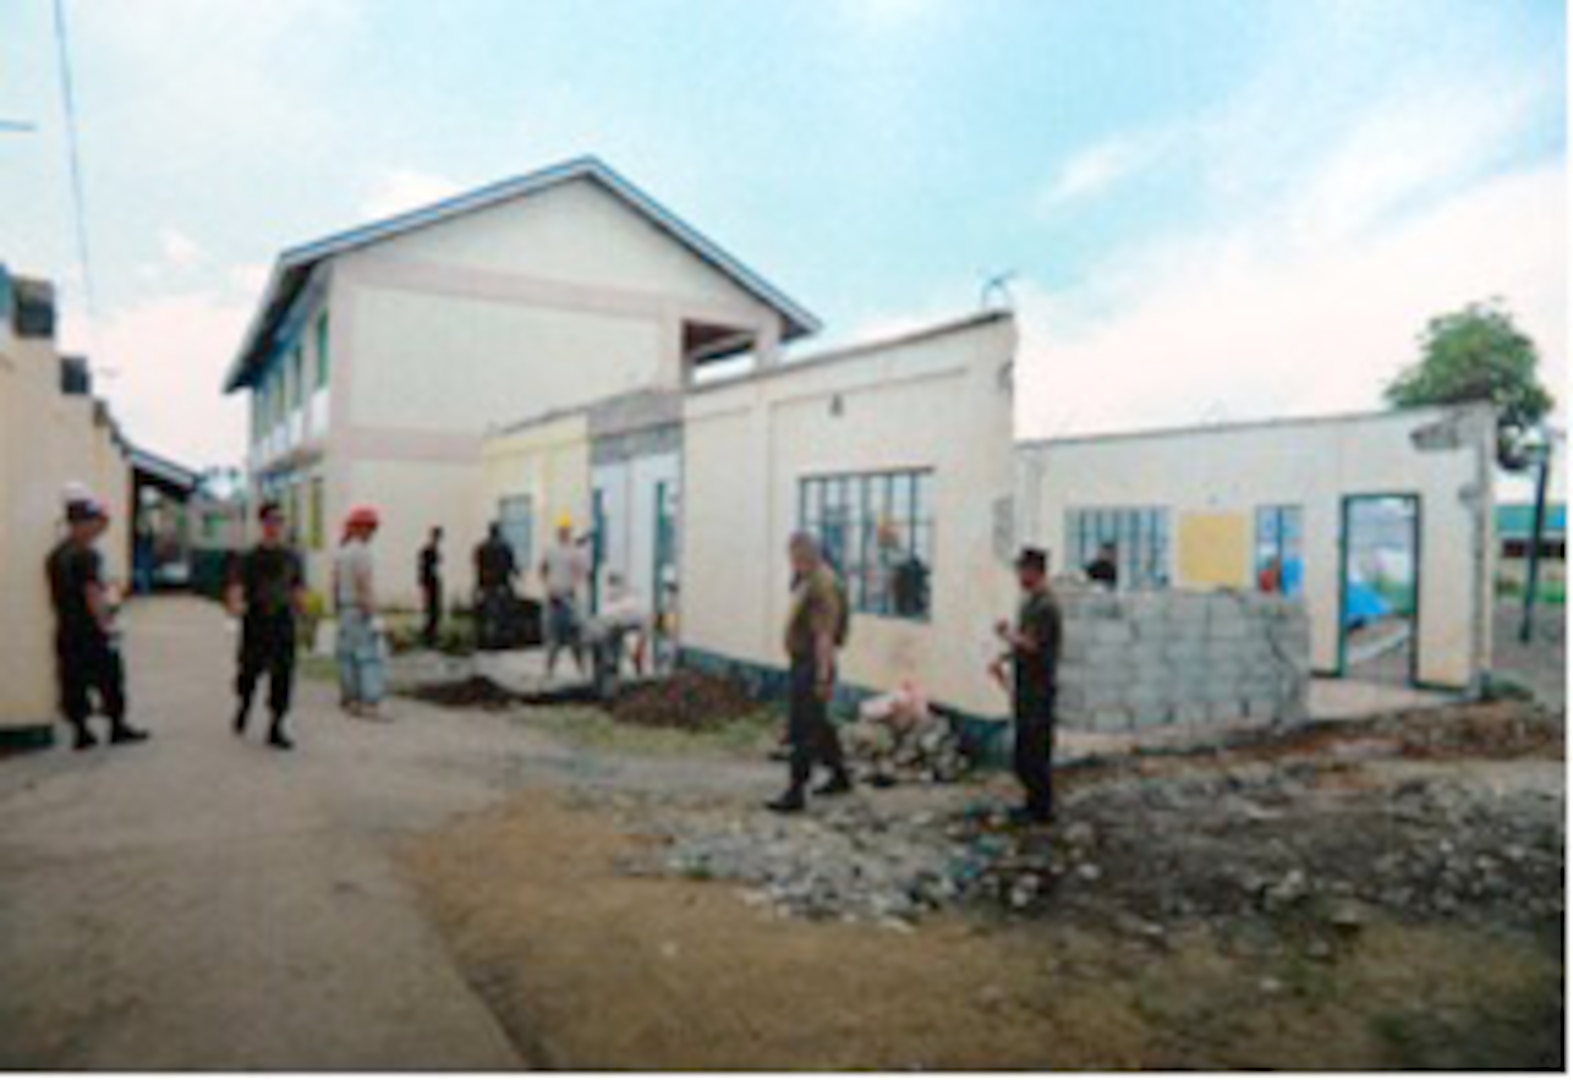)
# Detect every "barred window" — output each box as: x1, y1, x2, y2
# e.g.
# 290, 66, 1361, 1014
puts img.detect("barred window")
799, 470, 934, 621
1255, 505, 1304, 596
1066, 506, 1171, 588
